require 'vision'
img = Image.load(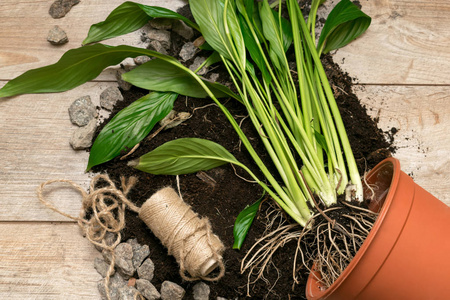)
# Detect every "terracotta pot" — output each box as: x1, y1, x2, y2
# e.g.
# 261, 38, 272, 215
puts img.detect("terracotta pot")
306, 157, 450, 300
